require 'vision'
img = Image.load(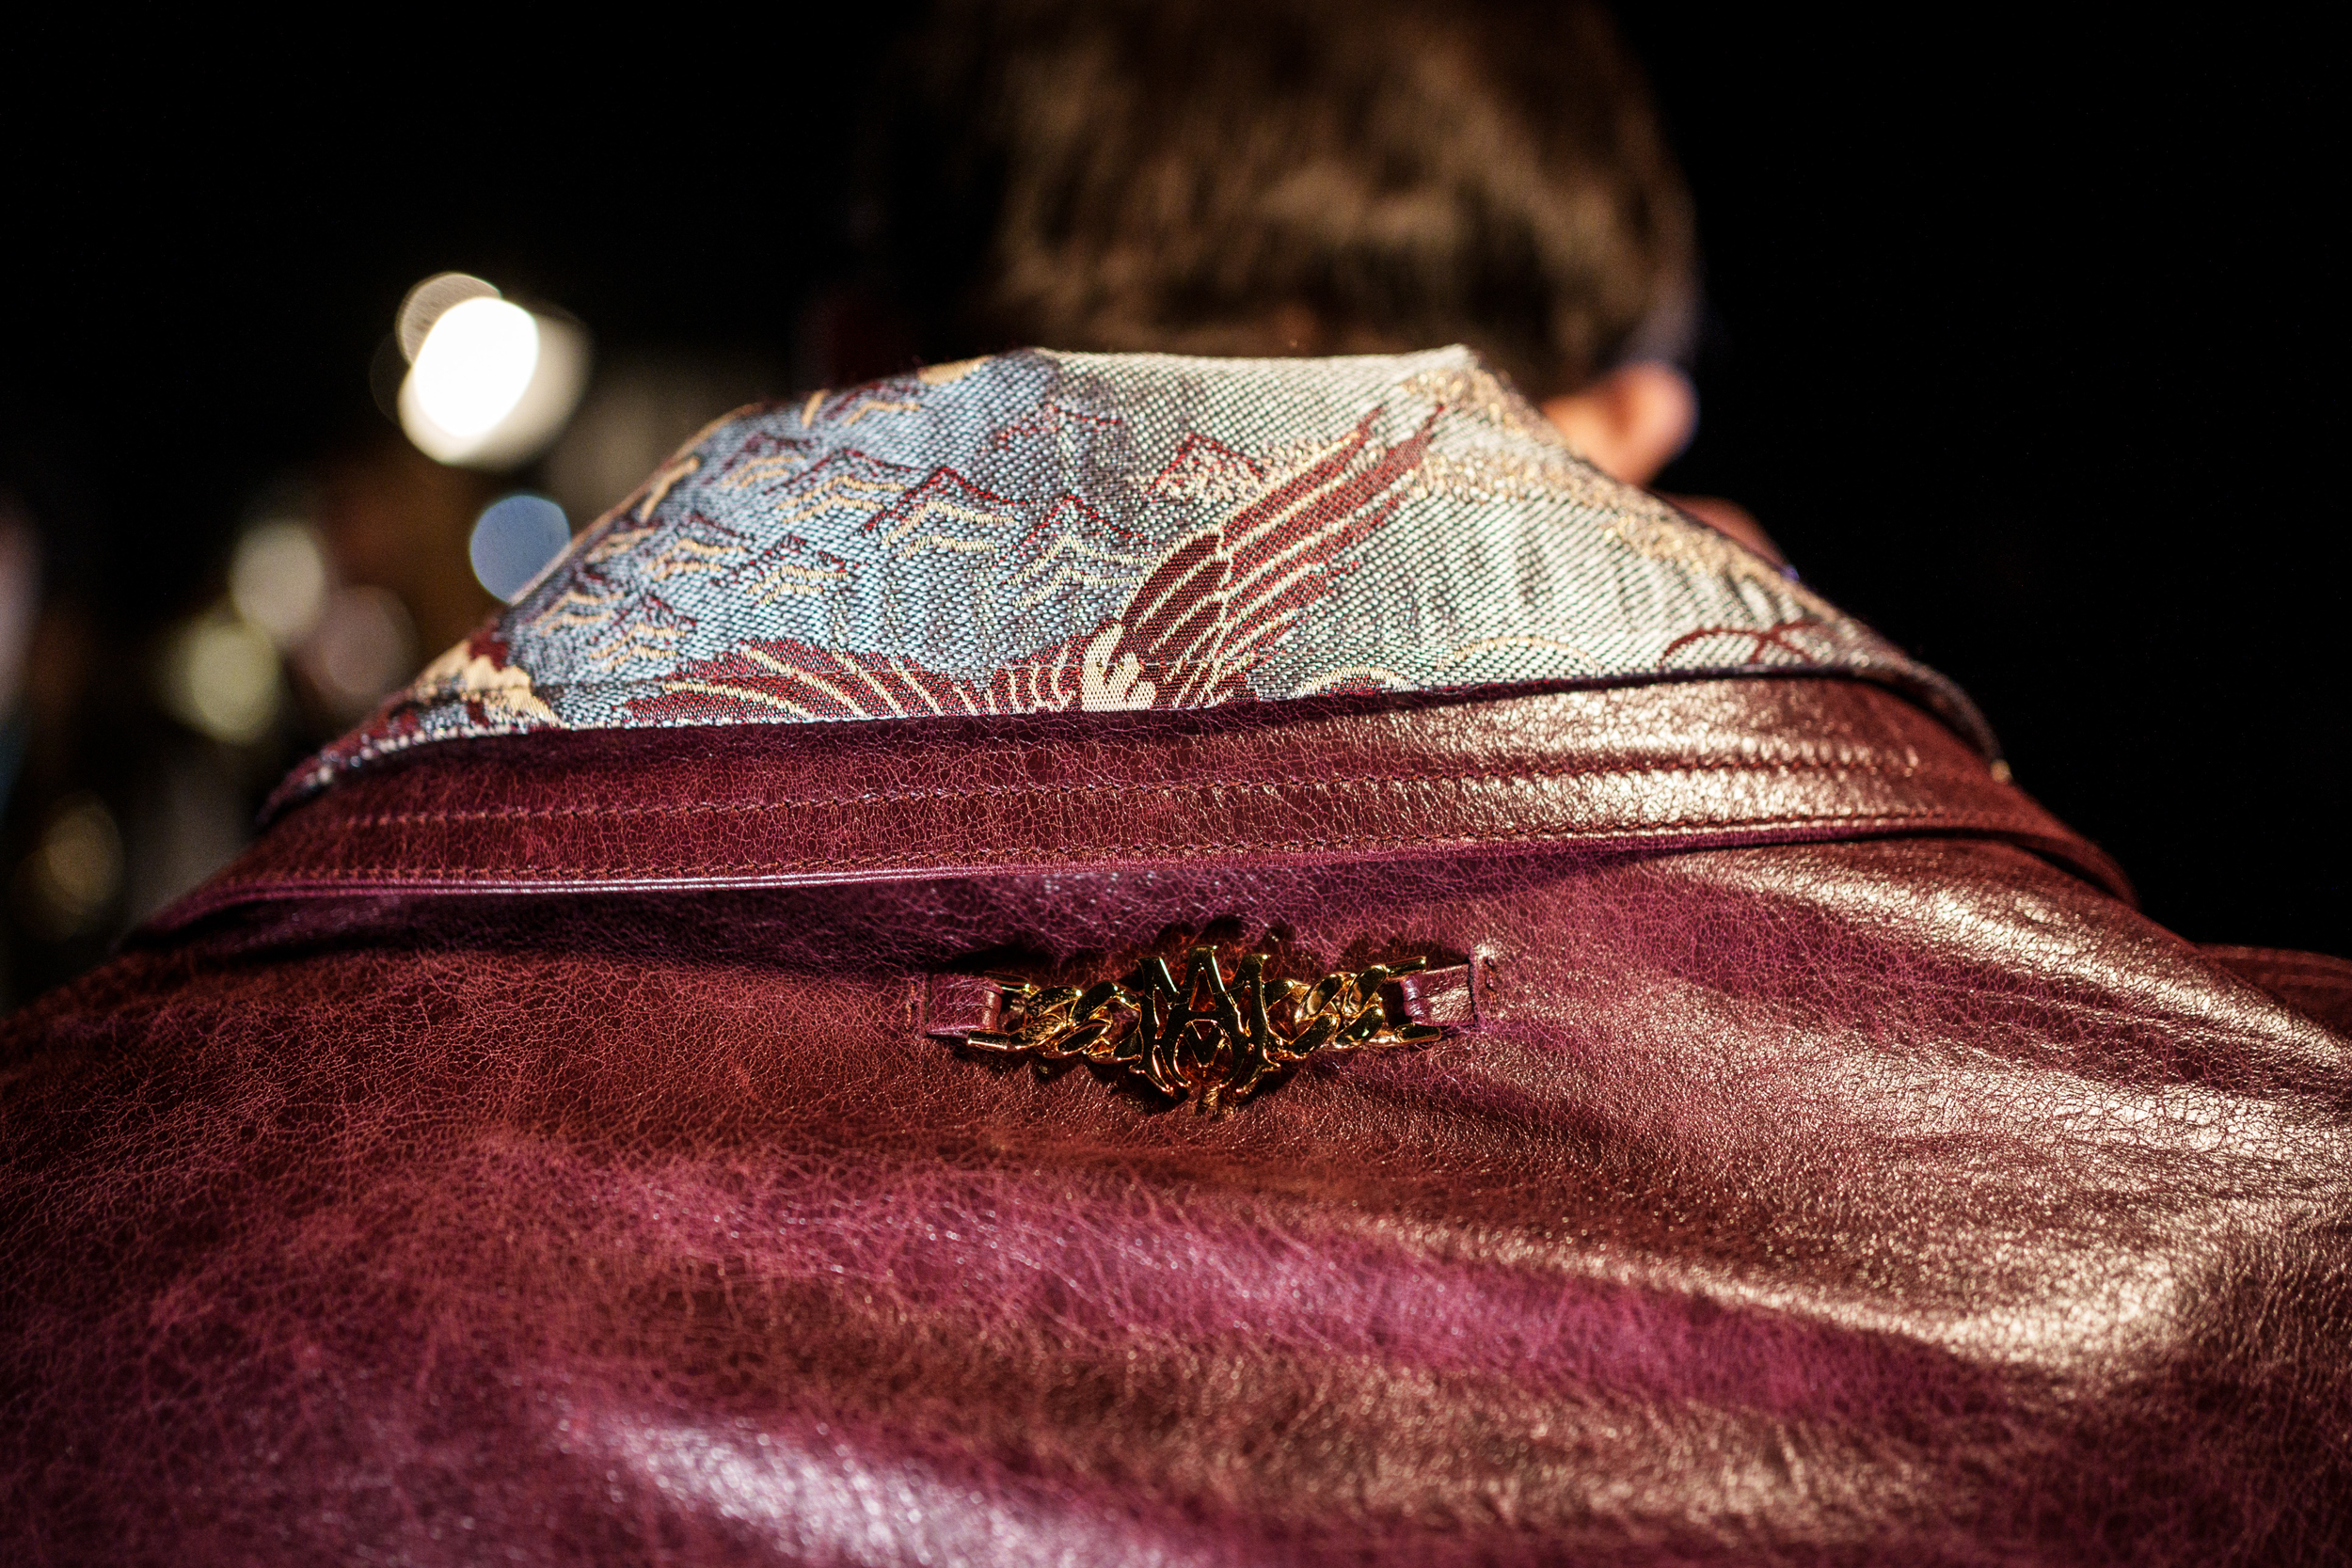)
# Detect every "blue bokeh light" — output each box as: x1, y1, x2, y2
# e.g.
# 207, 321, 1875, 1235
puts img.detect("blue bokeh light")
469, 493, 571, 603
